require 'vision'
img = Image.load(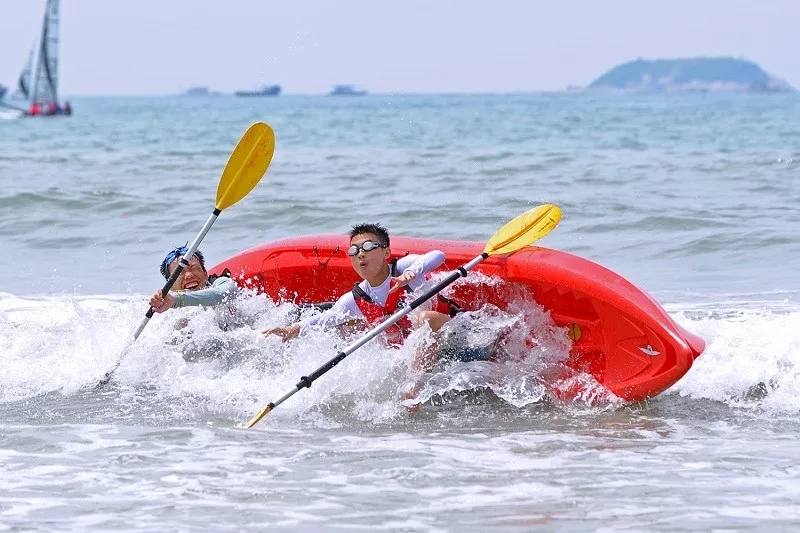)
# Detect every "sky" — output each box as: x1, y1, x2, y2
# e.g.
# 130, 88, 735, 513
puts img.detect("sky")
0, 0, 798, 96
